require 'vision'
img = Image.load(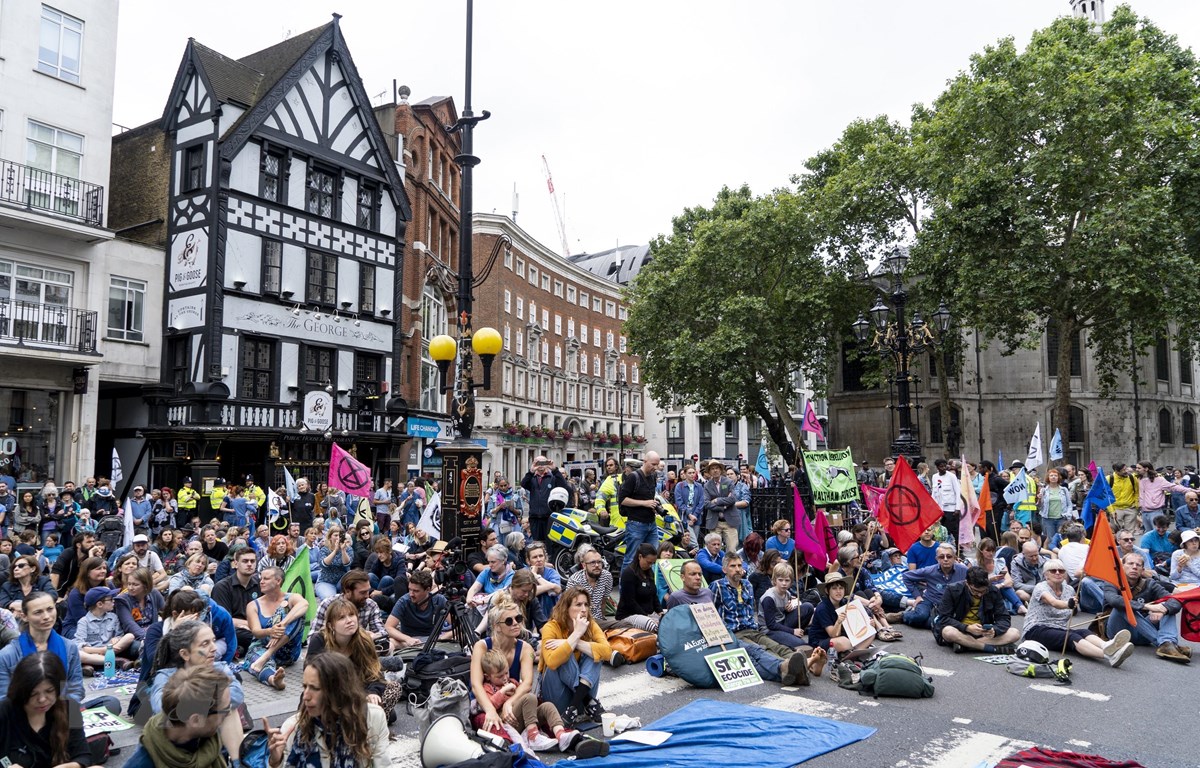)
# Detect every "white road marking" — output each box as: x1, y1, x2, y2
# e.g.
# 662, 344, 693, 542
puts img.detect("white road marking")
386, 736, 421, 768
751, 692, 861, 720
922, 666, 955, 677
952, 717, 972, 724
1068, 739, 1093, 747
893, 728, 1034, 768
859, 699, 880, 706
1028, 683, 1111, 702
599, 672, 692, 709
